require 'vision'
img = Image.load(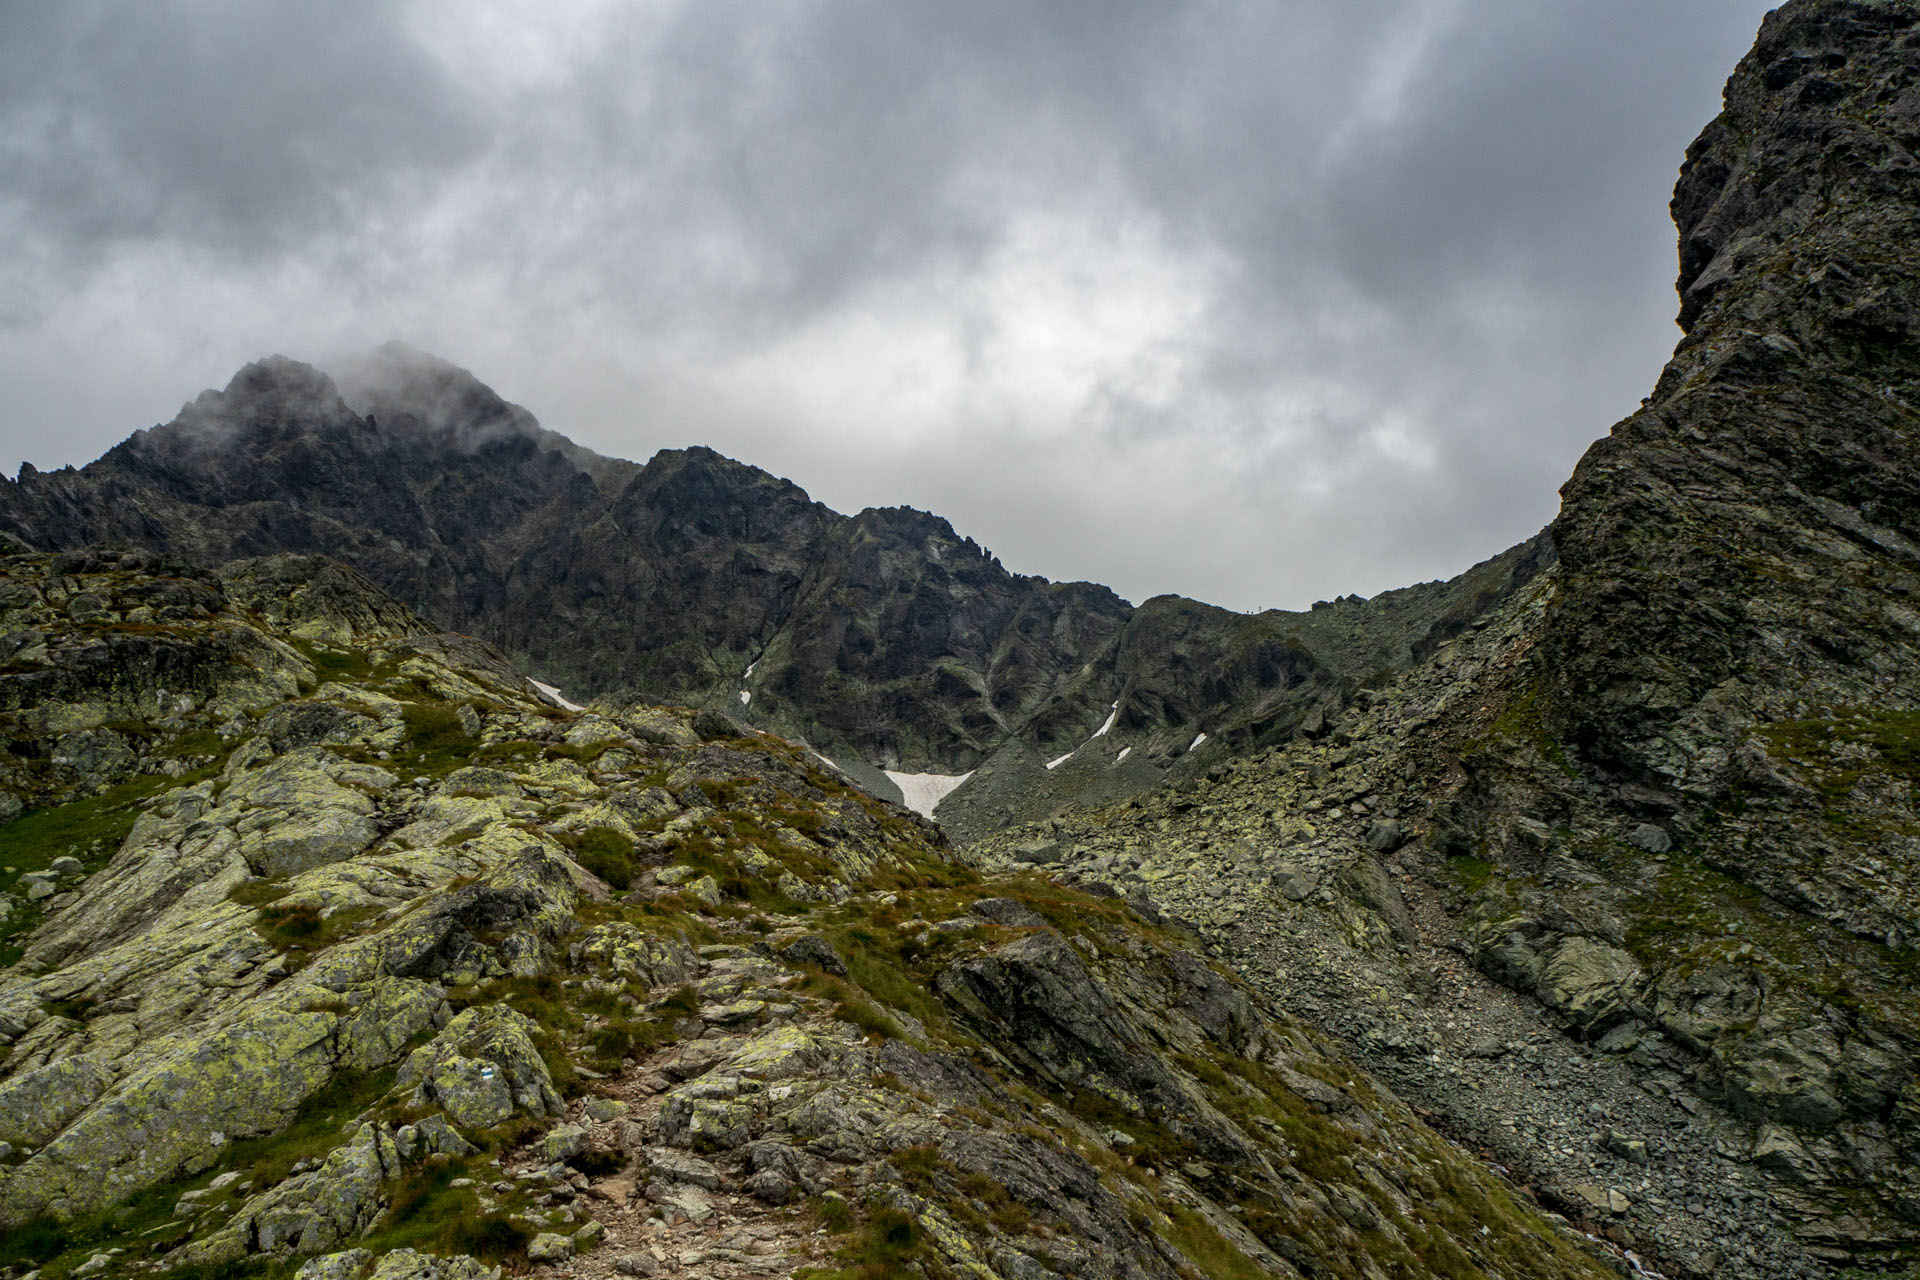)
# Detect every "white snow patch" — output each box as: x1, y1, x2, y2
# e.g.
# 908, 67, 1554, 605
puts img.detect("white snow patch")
882, 769, 974, 820
1050, 702, 1122, 771
1115, 746, 1132, 764
1188, 732, 1208, 752
738, 689, 752, 706
811, 751, 847, 774
529, 679, 583, 712
744, 660, 757, 678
